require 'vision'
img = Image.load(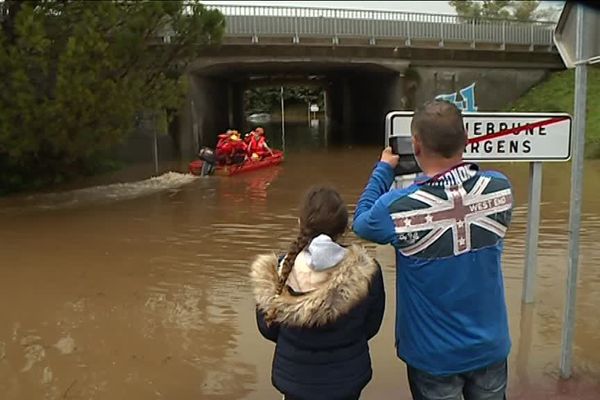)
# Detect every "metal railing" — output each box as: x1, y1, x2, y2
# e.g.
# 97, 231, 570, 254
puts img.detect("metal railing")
205, 4, 556, 49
